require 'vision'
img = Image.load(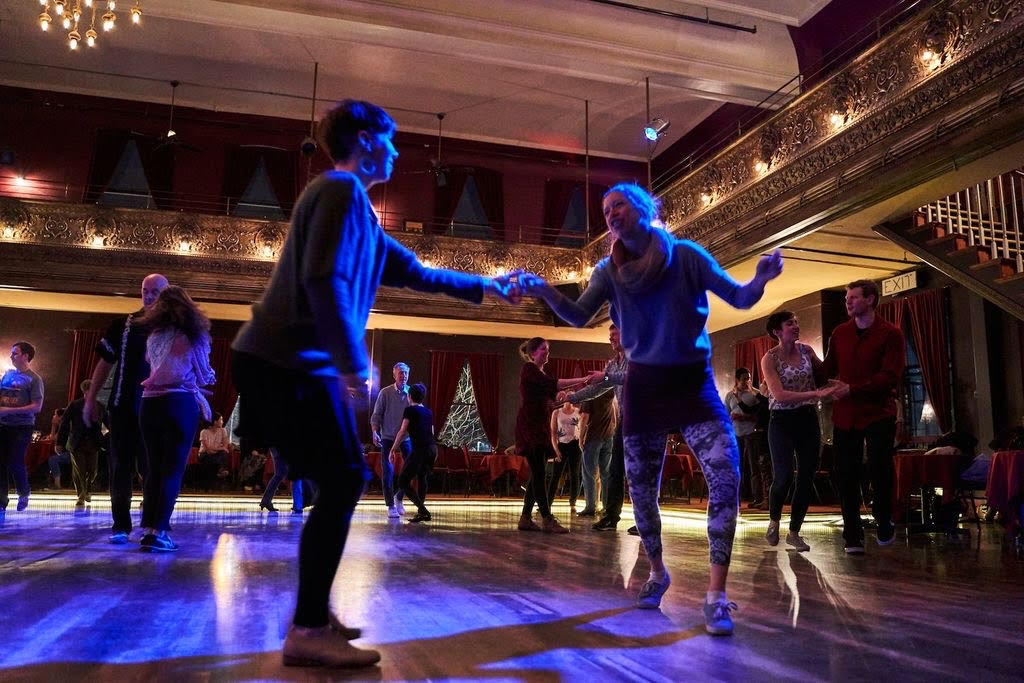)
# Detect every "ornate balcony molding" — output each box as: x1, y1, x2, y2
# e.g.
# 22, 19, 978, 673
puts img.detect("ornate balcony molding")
0, 198, 581, 324
582, 0, 1024, 264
